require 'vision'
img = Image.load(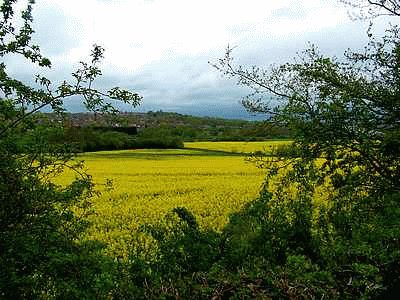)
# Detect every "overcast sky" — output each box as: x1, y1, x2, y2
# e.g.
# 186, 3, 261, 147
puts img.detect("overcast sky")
4, 0, 394, 119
